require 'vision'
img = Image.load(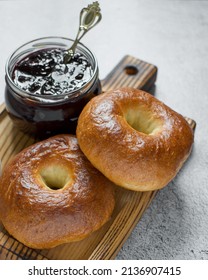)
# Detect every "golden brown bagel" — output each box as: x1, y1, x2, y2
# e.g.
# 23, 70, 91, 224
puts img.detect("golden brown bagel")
0, 135, 115, 249
77, 88, 194, 191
